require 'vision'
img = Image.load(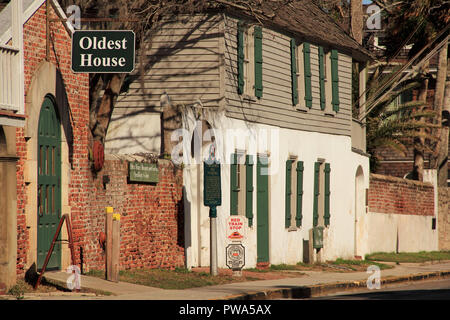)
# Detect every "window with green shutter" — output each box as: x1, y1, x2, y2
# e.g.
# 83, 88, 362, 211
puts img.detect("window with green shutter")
318, 46, 326, 111
303, 43, 312, 108
290, 38, 298, 106
254, 26, 263, 98
237, 22, 245, 95
245, 155, 254, 227
285, 160, 293, 228
313, 162, 320, 227
331, 49, 340, 112
230, 153, 239, 215
296, 161, 304, 227
324, 163, 331, 226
